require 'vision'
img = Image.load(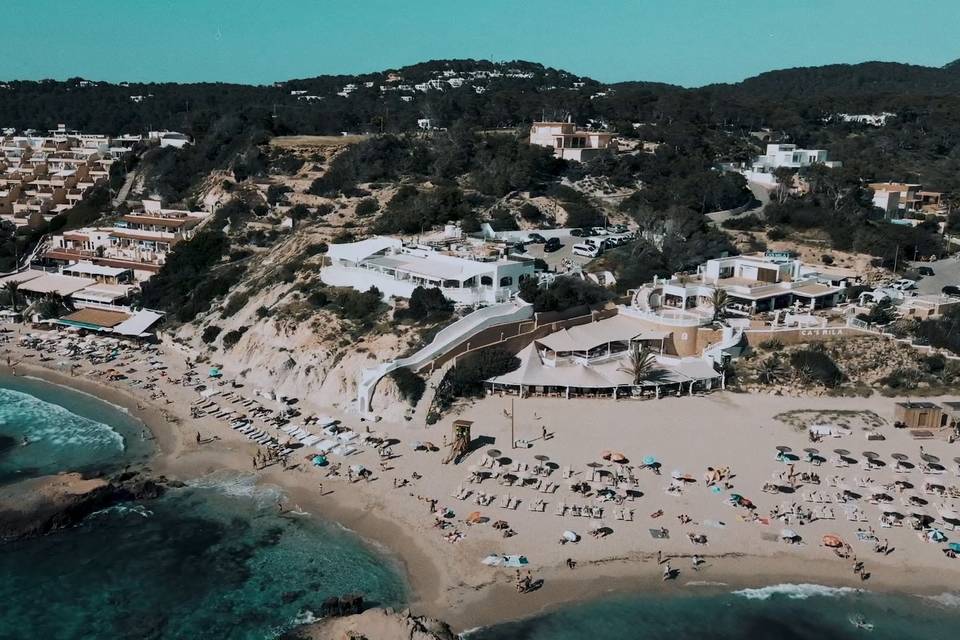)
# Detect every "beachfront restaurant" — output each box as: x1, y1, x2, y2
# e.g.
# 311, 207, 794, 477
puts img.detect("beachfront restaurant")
485, 342, 722, 400
533, 314, 670, 366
